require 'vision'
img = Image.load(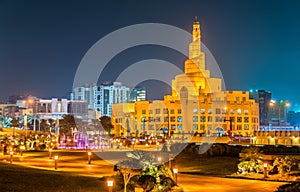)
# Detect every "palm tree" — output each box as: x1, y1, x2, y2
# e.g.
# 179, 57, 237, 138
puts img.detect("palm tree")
48, 119, 55, 132
99, 116, 114, 134
239, 146, 264, 173
59, 115, 76, 135
241, 146, 263, 162
10, 118, 19, 136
